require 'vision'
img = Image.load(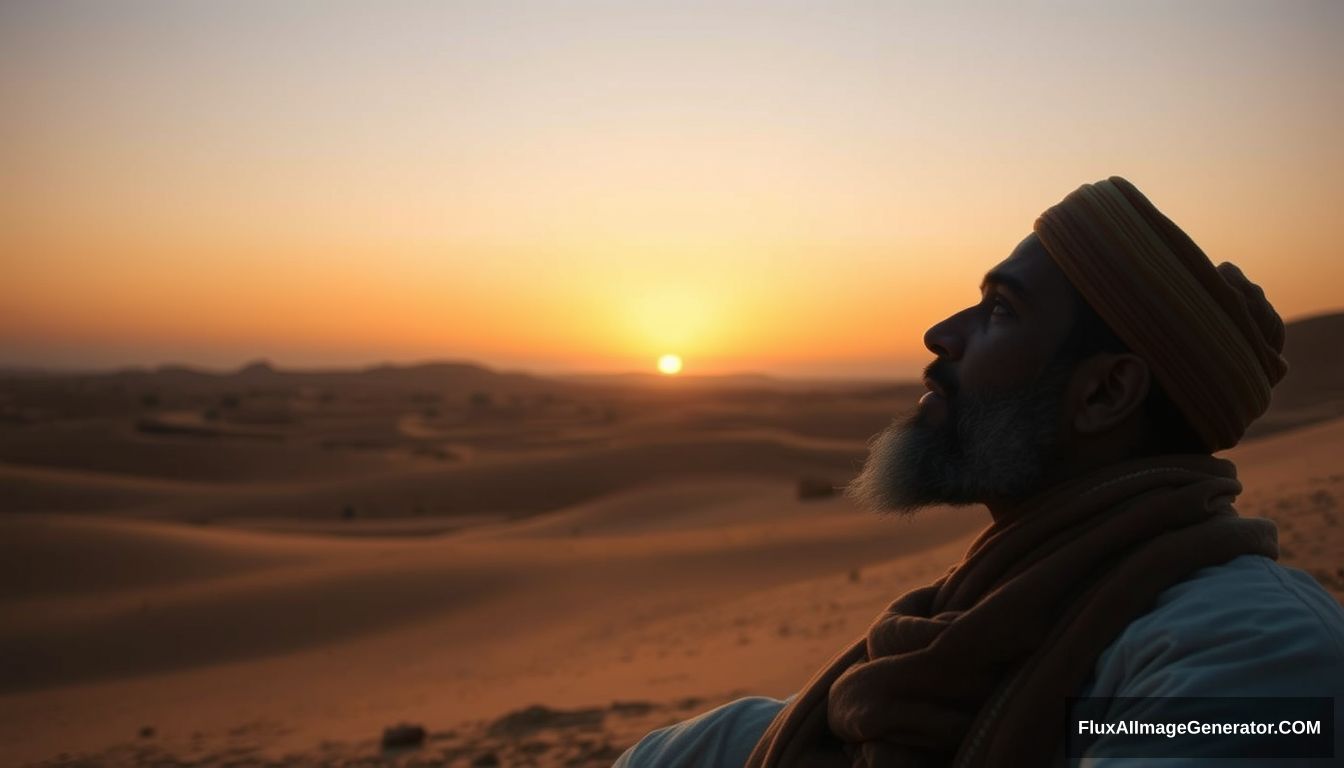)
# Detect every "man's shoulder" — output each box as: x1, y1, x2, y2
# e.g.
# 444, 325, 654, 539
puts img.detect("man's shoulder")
1085, 554, 1344, 698
1146, 554, 1344, 643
